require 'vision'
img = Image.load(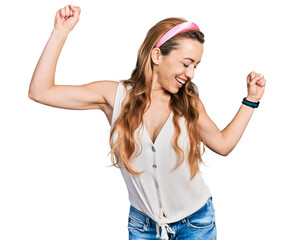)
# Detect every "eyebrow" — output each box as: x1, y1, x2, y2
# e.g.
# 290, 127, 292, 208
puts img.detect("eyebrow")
183, 57, 201, 64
